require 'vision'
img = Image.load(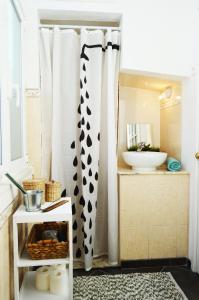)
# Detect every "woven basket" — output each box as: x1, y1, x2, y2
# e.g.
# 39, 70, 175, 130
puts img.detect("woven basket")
45, 180, 61, 202
27, 222, 68, 260
23, 178, 46, 201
